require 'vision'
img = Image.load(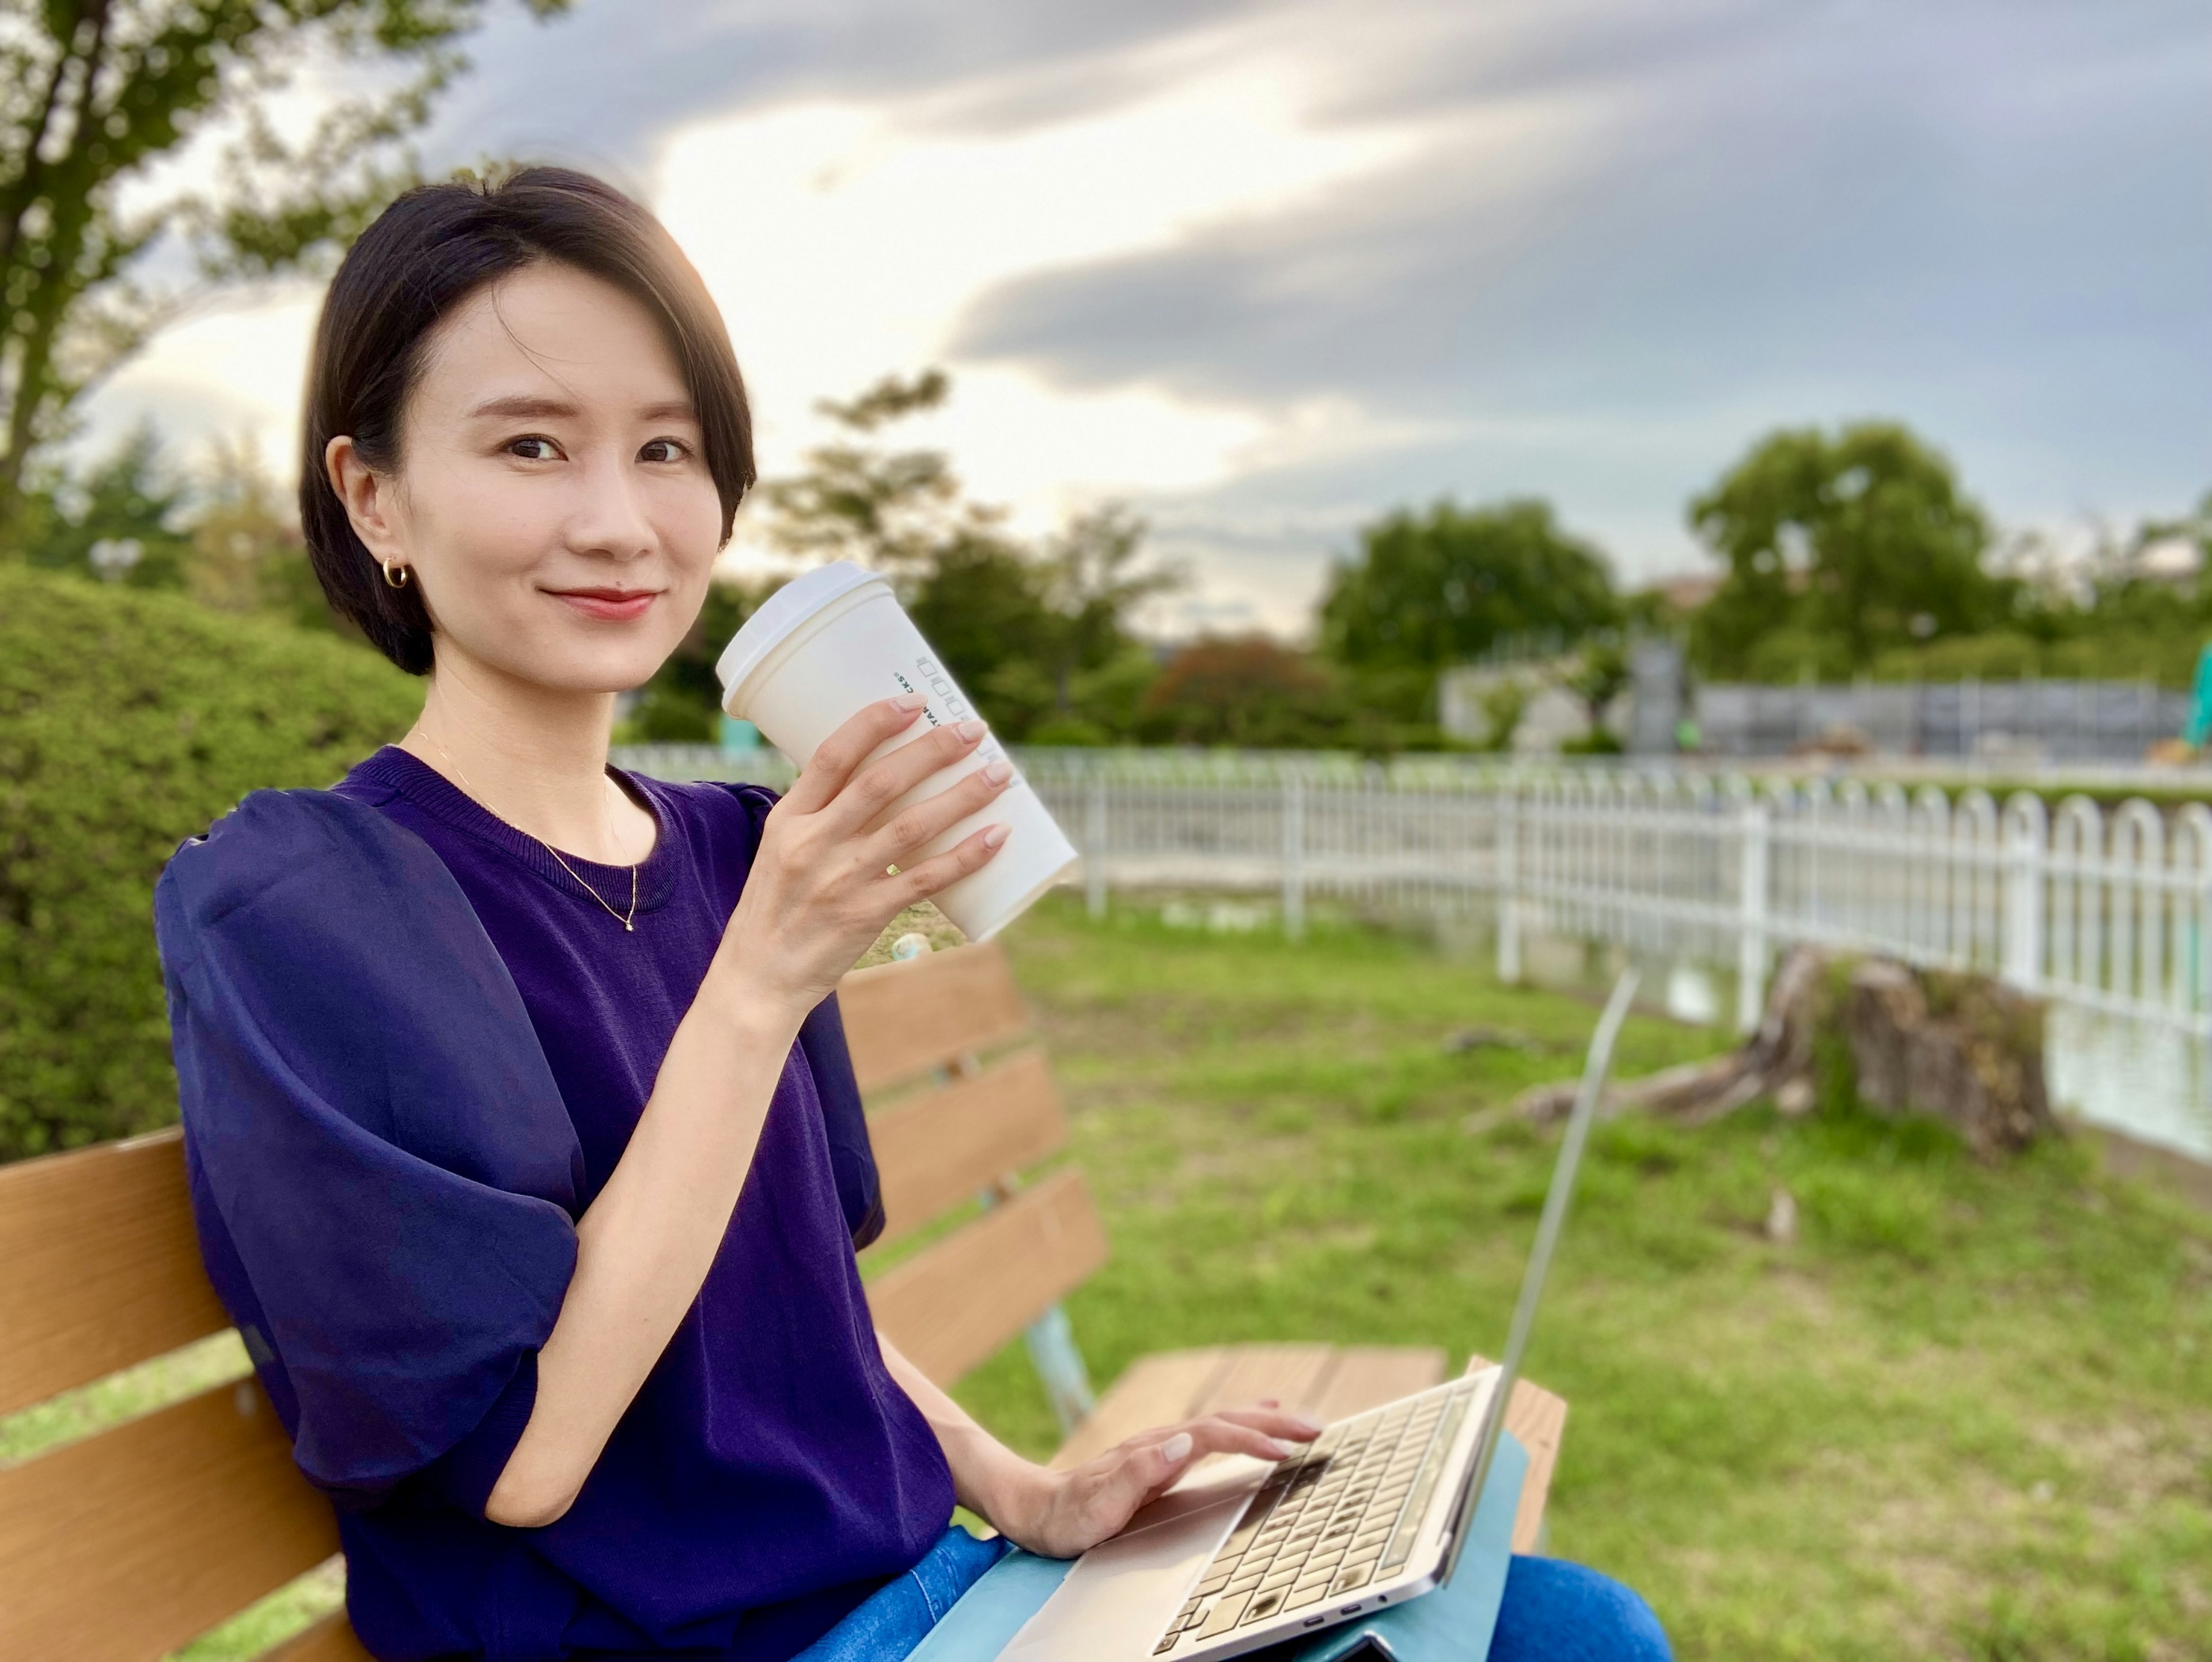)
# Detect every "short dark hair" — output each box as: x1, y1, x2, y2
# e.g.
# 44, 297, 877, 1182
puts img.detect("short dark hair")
300, 166, 755, 675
